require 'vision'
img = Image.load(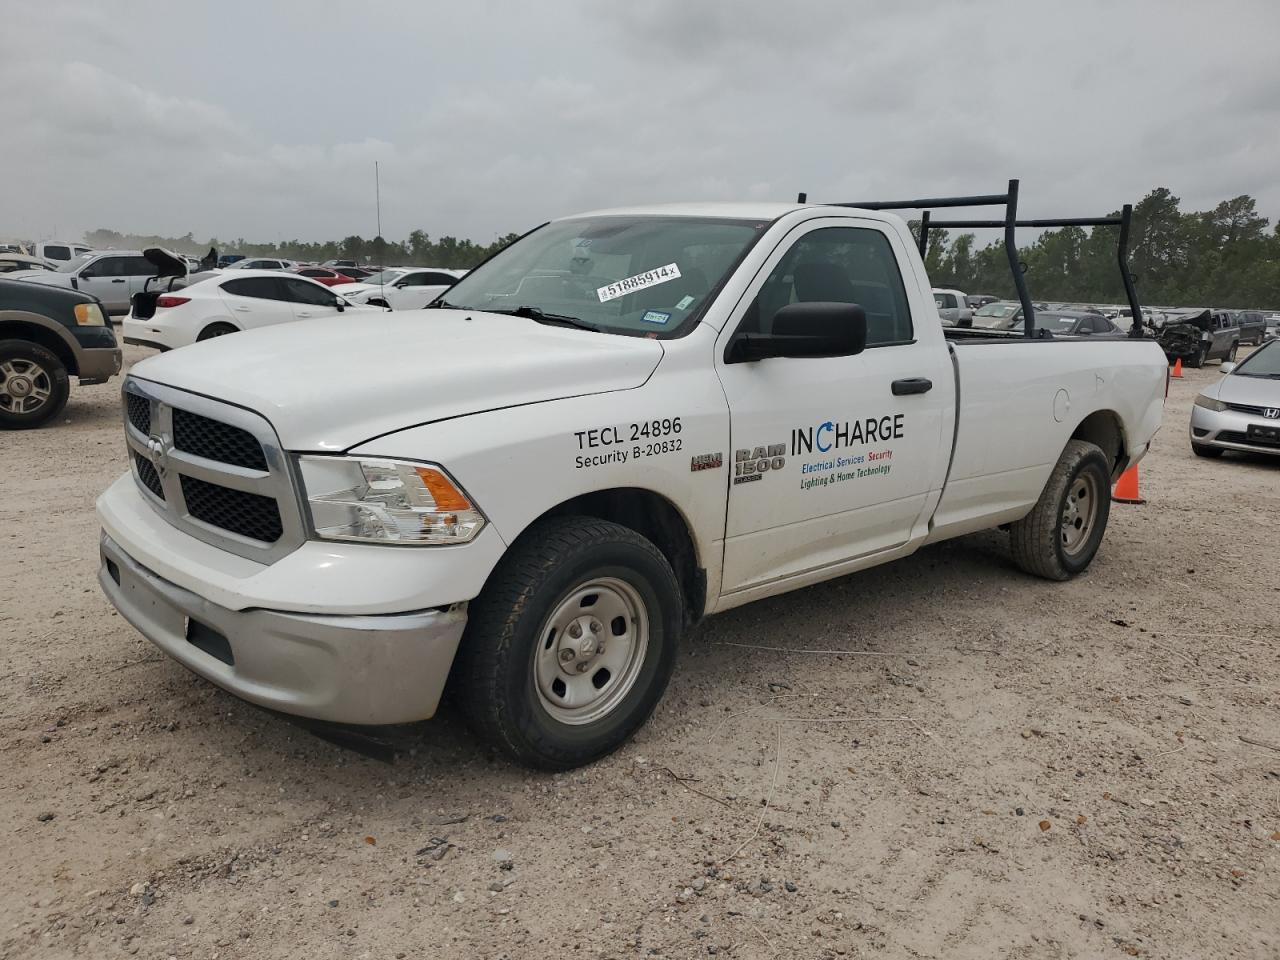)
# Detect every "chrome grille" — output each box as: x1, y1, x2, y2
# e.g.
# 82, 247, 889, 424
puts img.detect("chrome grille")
180, 476, 283, 542
173, 408, 268, 471
1225, 402, 1268, 415
126, 392, 151, 434
133, 452, 165, 500
121, 377, 304, 562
